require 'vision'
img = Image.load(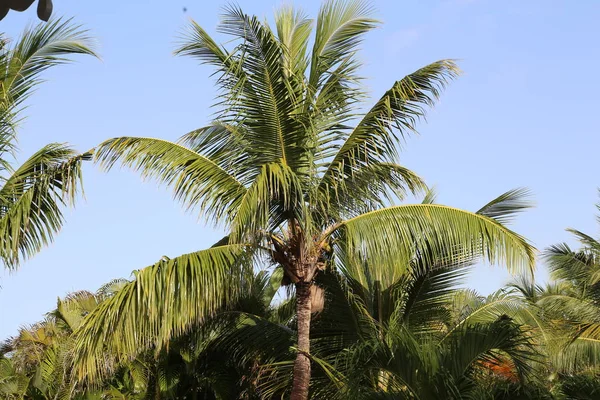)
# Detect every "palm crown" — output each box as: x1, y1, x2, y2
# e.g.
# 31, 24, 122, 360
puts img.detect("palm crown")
74, 2, 535, 398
